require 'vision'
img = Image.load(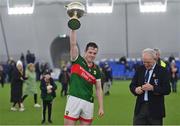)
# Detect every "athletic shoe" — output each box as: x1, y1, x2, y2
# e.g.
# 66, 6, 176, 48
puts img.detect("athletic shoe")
19, 107, 25, 112
34, 104, 41, 108
48, 120, 52, 123
41, 120, 45, 124
11, 107, 17, 111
